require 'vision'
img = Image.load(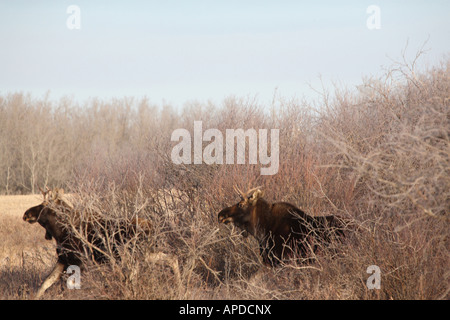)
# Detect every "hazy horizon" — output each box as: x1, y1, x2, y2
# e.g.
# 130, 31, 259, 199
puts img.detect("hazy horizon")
1, 1, 449, 108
